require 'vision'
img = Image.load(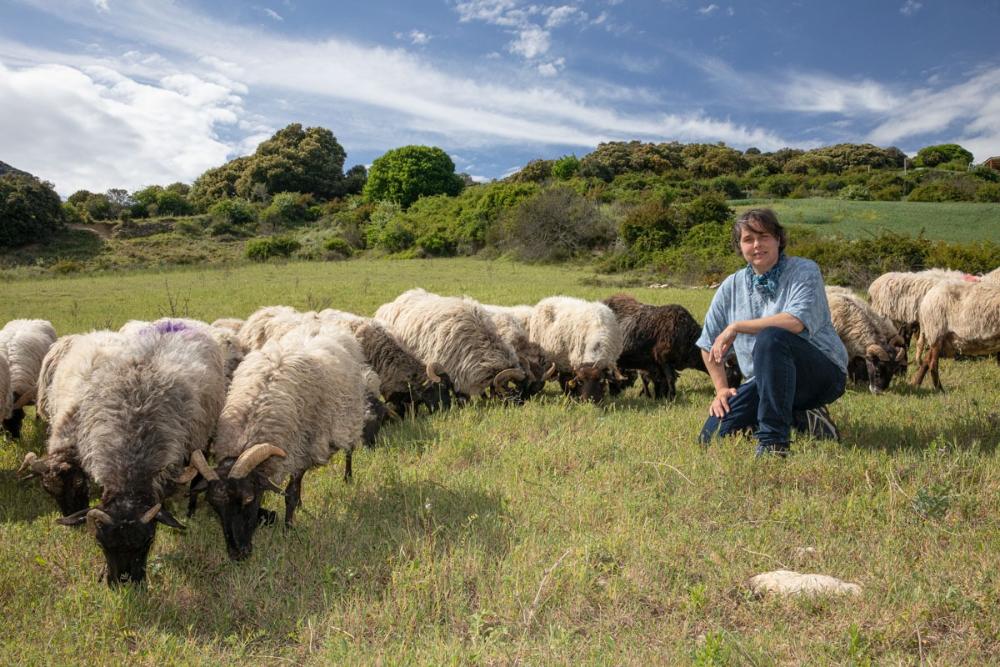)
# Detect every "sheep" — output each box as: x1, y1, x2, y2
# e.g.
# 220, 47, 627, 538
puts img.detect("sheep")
27, 323, 226, 585
982, 267, 1000, 284
825, 287, 907, 394
0, 319, 57, 437
602, 294, 741, 400
375, 289, 525, 402
911, 279, 1000, 391
868, 269, 967, 352
483, 304, 553, 400
340, 317, 453, 415
210, 317, 245, 334
0, 354, 11, 425
120, 318, 244, 385
529, 296, 625, 402
187, 327, 370, 561
237, 305, 299, 351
